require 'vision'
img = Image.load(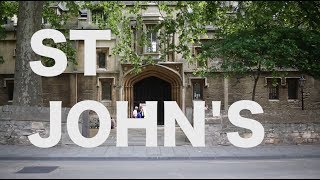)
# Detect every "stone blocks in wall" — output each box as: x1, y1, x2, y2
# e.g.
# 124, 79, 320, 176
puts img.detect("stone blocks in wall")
0, 105, 88, 145
204, 122, 320, 146
89, 113, 116, 129
204, 109, 320, 146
